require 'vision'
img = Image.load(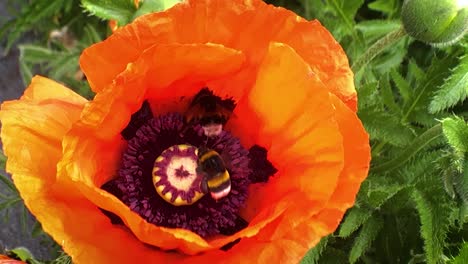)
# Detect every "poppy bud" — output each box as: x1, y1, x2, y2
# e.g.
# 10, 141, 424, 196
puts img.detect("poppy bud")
401, 0, 468, 46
